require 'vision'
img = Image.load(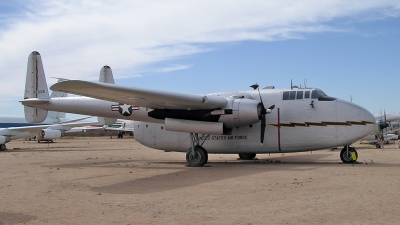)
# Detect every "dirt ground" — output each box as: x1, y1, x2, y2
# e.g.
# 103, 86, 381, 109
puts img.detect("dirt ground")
1, 137, 400, 225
